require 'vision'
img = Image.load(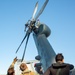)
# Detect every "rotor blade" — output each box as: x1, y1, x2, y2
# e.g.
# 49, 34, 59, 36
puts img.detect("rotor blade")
31, 1, 38, 20
35, 0, 49, 20
15, 32, 28, 53
21, 33, 30, 62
